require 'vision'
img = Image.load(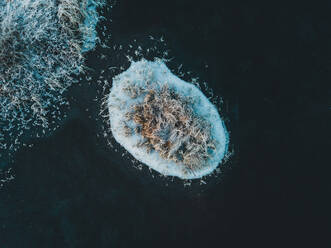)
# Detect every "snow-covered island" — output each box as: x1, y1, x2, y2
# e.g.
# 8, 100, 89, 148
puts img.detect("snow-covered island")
107, 59, 229, 179
0, 0, 104, 155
